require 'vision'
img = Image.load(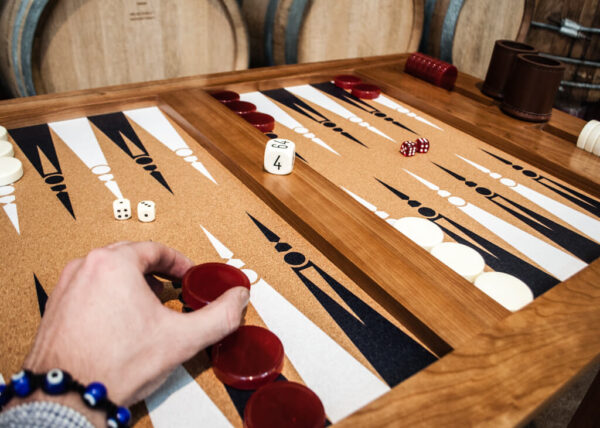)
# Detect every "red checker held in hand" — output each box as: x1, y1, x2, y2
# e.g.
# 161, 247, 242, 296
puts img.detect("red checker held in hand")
244, 381, 326, 428
415, 137, 430, 153
400, 140, 417, 157
182, 263, 250, 310
212, 325, 284, 390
